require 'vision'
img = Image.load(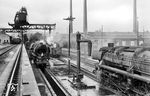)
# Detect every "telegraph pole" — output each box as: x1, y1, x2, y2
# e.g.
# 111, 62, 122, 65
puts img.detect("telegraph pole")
63, 0, 75, 74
